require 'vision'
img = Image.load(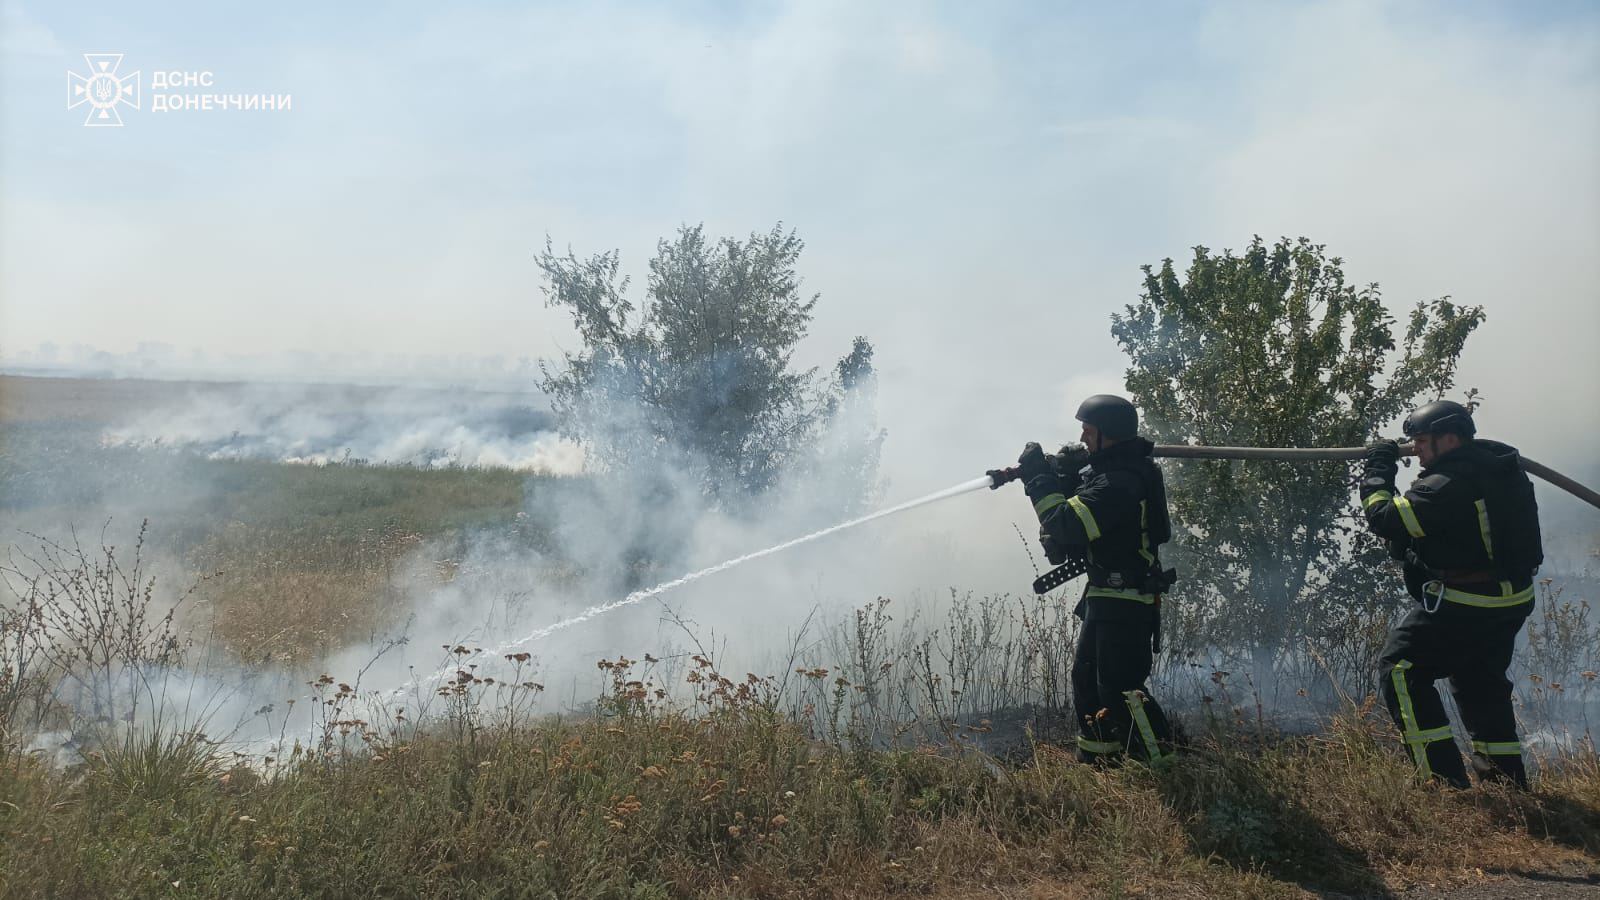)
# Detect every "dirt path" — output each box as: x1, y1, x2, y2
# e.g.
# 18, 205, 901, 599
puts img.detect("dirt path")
1397, 866, 1600, 899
